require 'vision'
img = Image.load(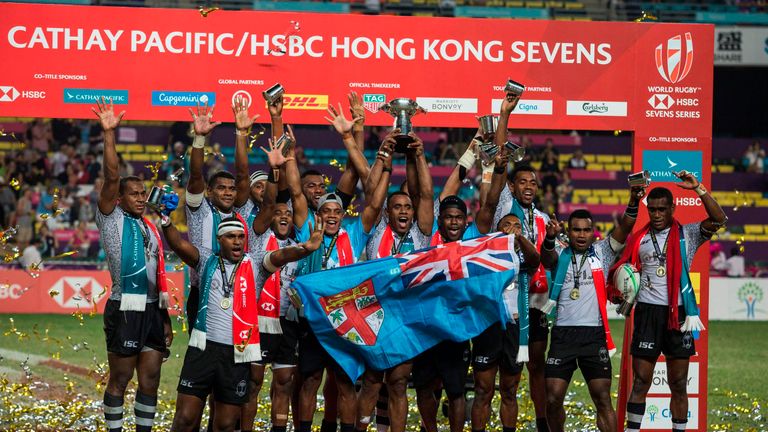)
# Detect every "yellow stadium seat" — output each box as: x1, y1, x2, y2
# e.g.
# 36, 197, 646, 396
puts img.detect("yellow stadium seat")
601, 196, 620, 205
588, 163, 604, 171
755, 199, 768, 207
744, 225, 764, 234
586, 197, 601, 205
745, 192, 762, 199
116, 144, 127, 153
506, 0, 524, 5
594, 221, 606, 233
583, 154, 596, 162
145, 145, 165, 154
530, 161, 542, 170
718, 165, 735, 173
526, 0, 544, 7
126, 144, 144, 153
565, 1, 584, 8
615, 155, 631, 163
718, 198, 736, 207
755, 234, 768, 242
604, 163, 623, 171
593, 189, 611, 196
742, 234, 759, 242
596, 154, 614, 163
